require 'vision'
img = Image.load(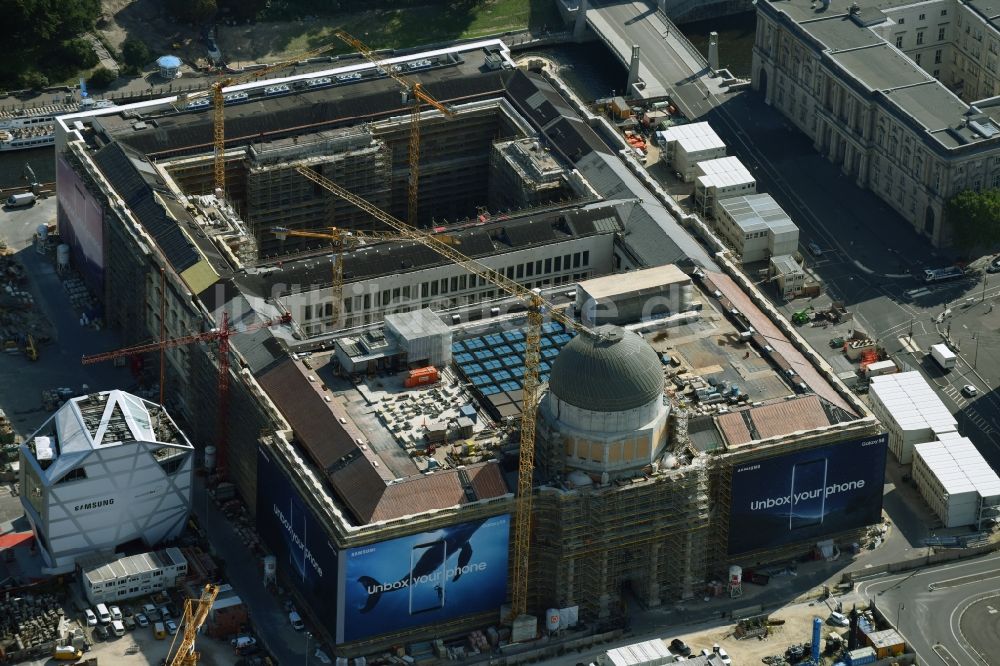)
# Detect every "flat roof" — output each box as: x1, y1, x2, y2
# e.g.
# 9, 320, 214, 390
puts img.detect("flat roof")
695, 156, 755, 189
719, 193, 797, 235
760, 0, 1000, 152
870, 372, 957, 432
829, 44, 930, 92
659, 121, 726, 153
915, 437, 1000, 498
577, 264, 690, 300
